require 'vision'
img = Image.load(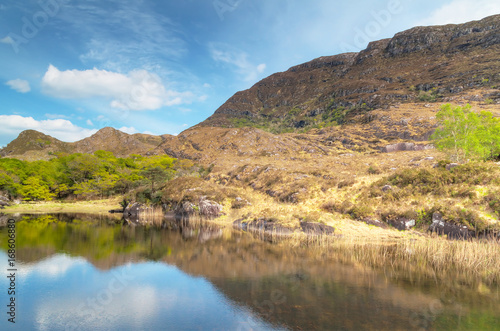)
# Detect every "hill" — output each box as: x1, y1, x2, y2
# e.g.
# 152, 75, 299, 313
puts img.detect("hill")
199, 14, 500, 131
1, 15, 500, 241
0, 127, 169, 161
2, 15, 499, 162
